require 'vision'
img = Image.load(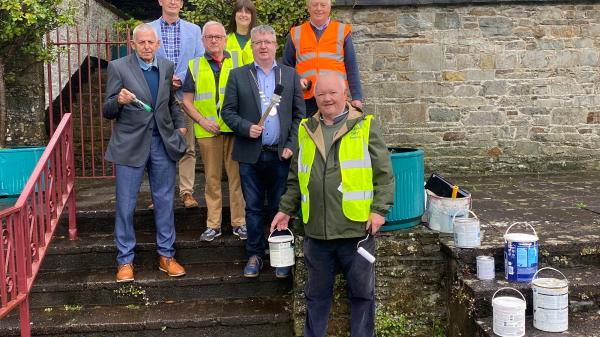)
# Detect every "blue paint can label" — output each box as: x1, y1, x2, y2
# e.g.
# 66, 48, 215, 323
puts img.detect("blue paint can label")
504, 233, 538, 282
